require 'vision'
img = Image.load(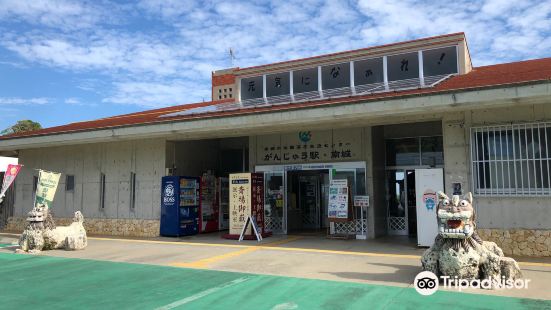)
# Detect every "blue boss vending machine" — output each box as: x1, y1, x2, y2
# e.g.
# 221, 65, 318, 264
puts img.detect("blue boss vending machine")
160, 176, 201, 236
